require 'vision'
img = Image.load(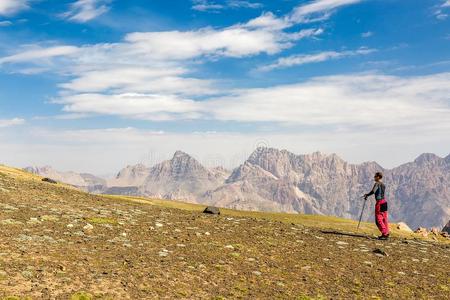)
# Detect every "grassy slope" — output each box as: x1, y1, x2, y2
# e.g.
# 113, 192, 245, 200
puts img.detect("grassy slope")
0, 165, 449, 299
